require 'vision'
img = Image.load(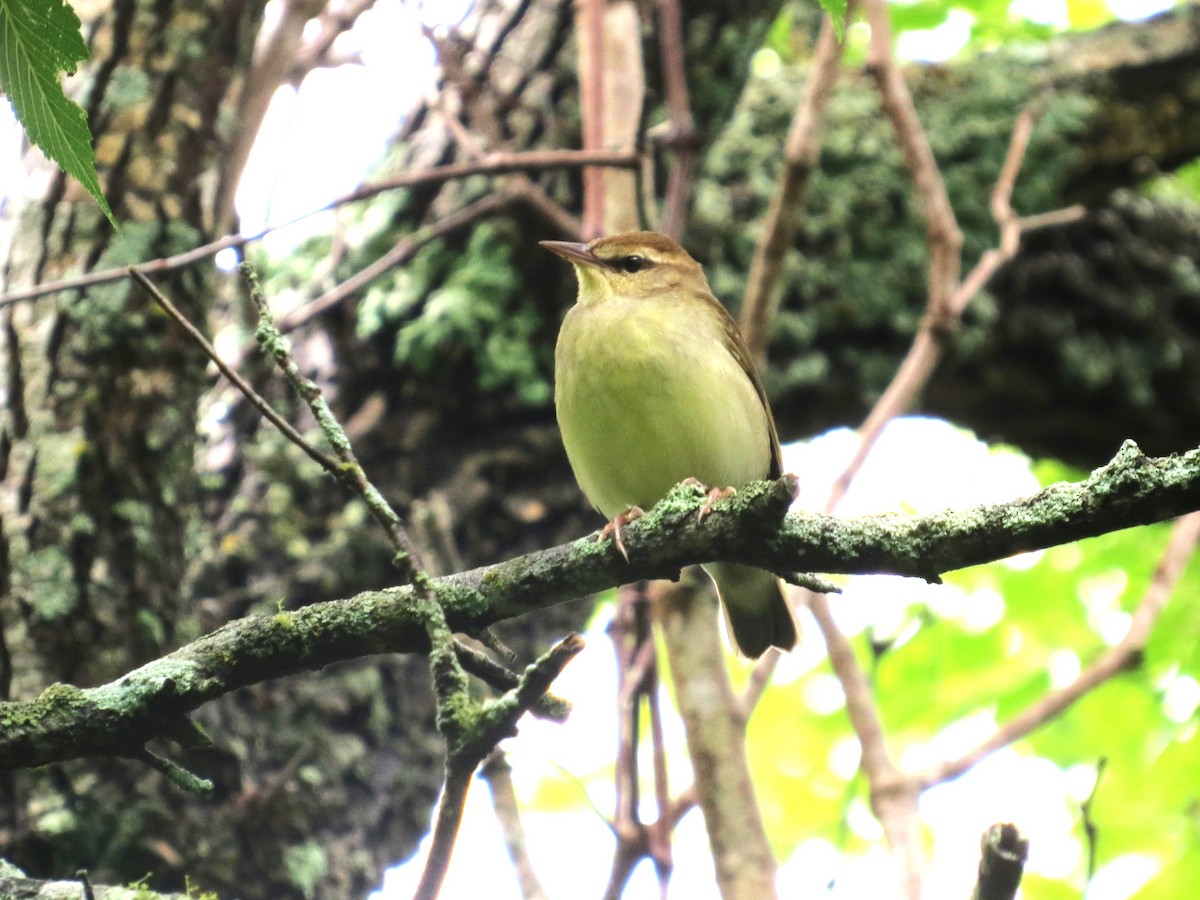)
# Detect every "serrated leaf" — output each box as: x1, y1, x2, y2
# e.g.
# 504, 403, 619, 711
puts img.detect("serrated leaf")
817, 0, 848, 42
0, 0, 116, 224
